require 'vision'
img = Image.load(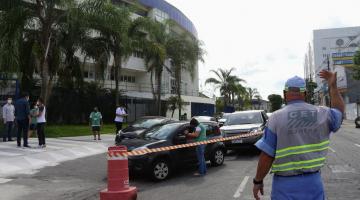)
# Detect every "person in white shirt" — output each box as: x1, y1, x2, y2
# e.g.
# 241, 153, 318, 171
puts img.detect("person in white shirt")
114, 104, 127, 134
2, 97, 15, 142
36, 98, 47, 148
